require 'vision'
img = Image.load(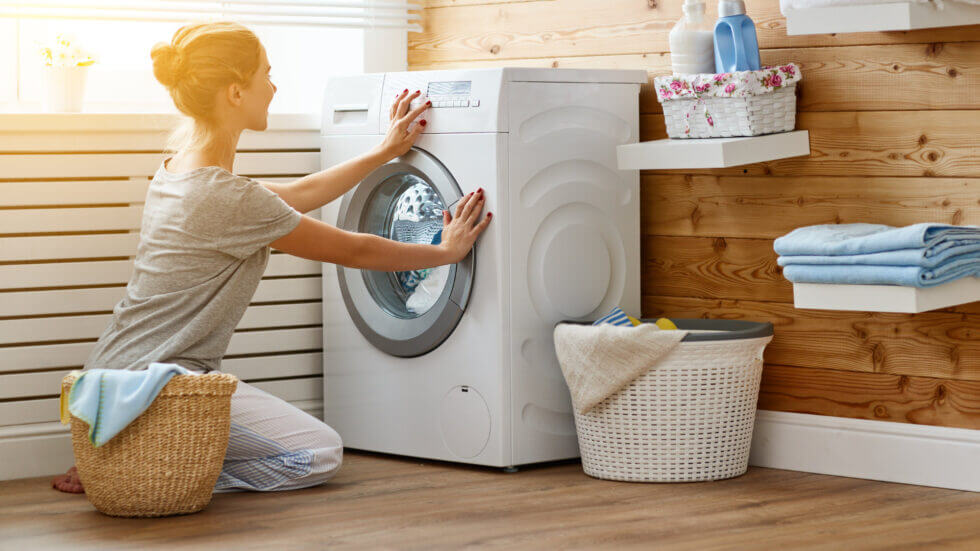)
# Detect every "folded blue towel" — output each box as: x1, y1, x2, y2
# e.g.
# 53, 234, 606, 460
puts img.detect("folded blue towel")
66, 362, 196, 447
773, 223, 980, 257
782, 261, 980, 287
778, 244, 980, 268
